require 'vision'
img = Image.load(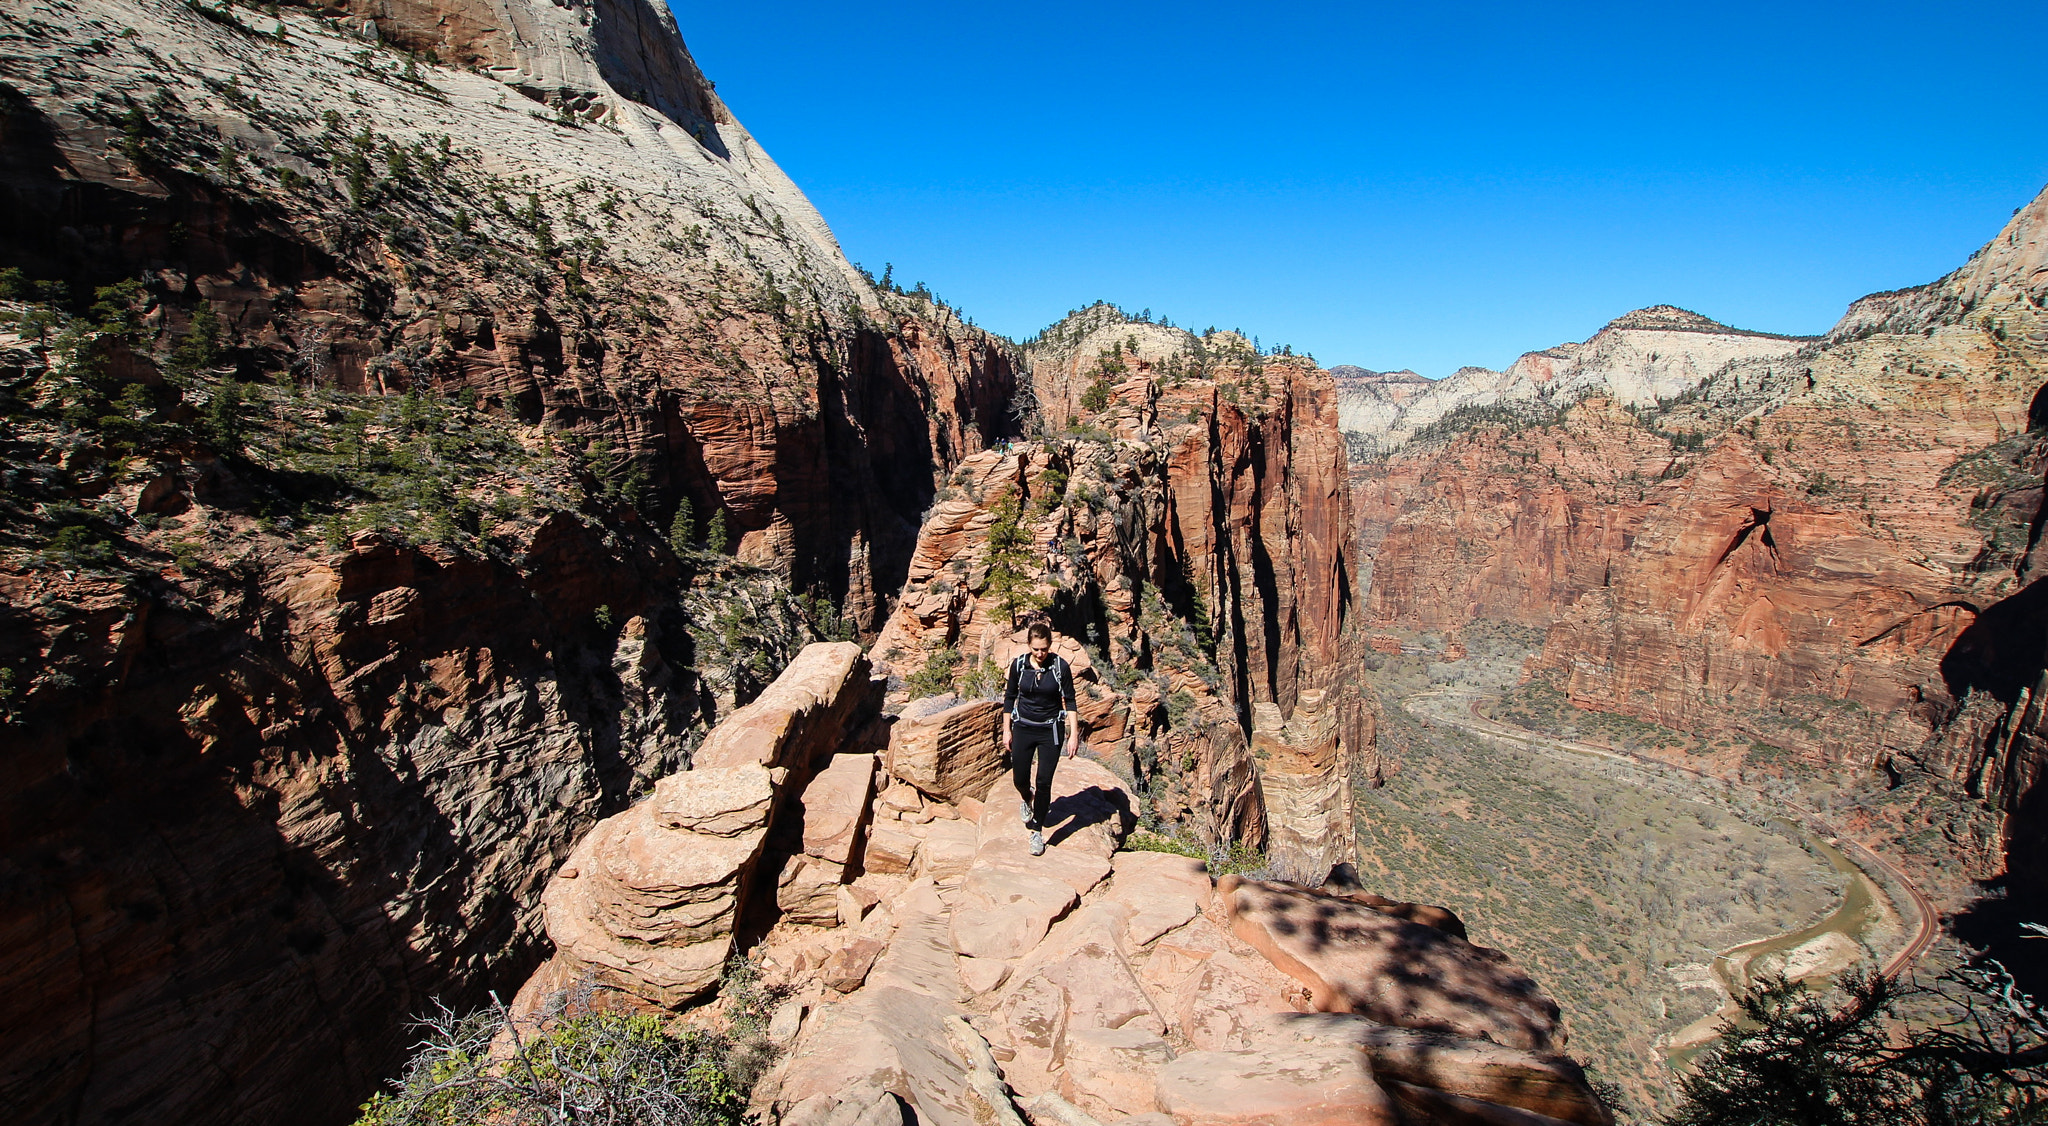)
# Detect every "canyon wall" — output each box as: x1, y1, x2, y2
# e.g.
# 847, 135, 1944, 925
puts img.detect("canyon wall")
0, 0, 1016, 1122
874, 306, 1375, 875
1361, 185, 2048, 905
0, 10, 1378, 1126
